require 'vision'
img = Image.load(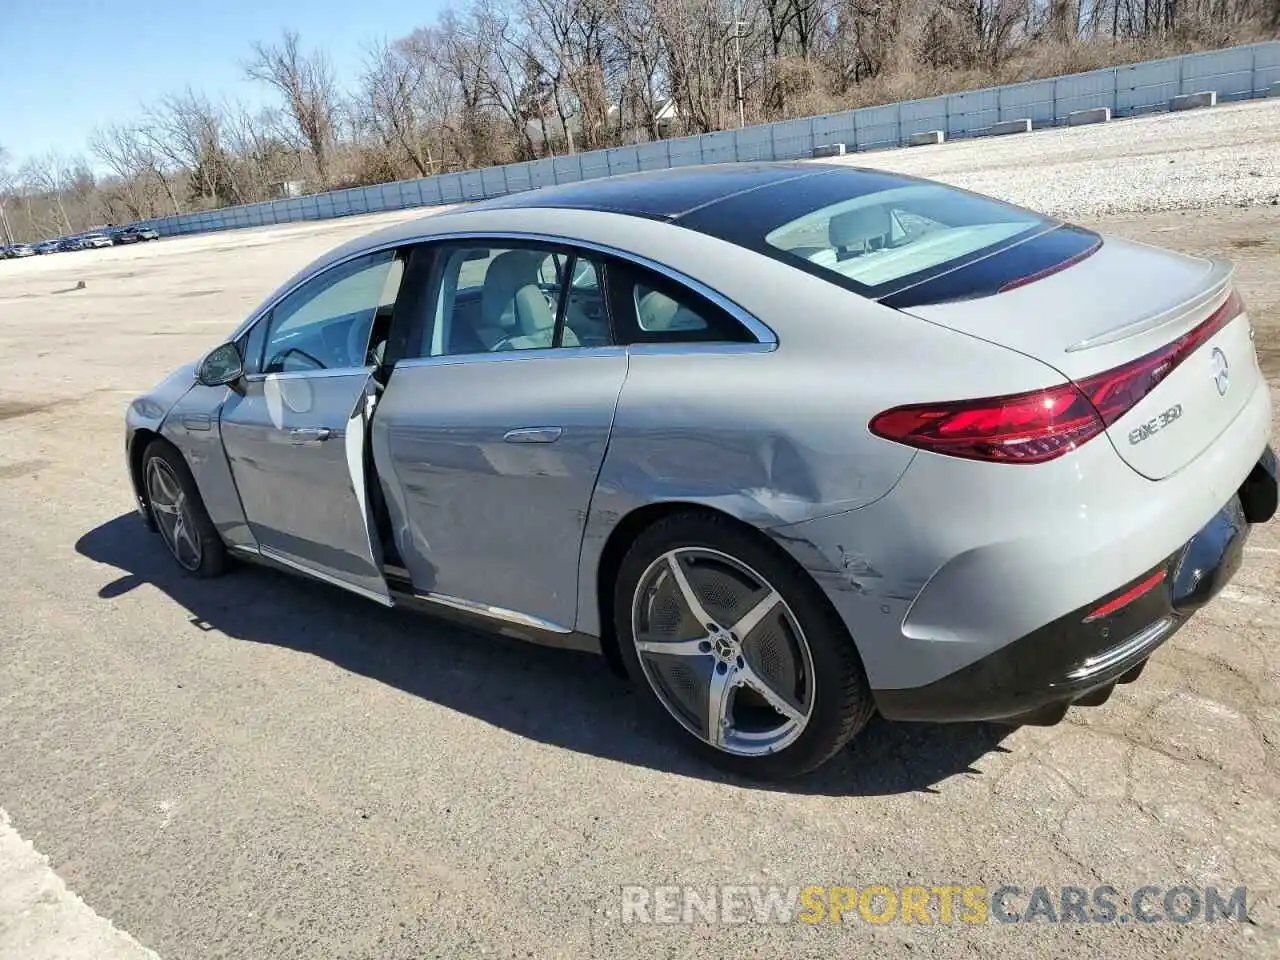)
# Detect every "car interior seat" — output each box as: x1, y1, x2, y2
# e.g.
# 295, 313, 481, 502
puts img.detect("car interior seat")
828, 205, 892, 260
477, 251, 578, 350
635, 288, 706, 333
